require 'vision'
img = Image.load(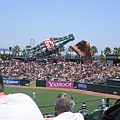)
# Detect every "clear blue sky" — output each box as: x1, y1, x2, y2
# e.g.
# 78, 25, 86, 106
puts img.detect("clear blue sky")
0, 0, 120, 54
